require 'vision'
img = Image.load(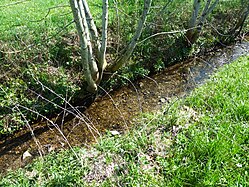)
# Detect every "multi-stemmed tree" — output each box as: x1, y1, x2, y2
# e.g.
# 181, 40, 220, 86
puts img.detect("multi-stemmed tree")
70, 0, 248, 93
69, 0, 152, 92
185, 0, 219, 46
